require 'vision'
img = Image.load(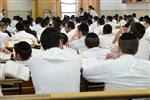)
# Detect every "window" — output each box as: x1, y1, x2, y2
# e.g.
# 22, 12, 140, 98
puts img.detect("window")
61, 0, 76, 18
